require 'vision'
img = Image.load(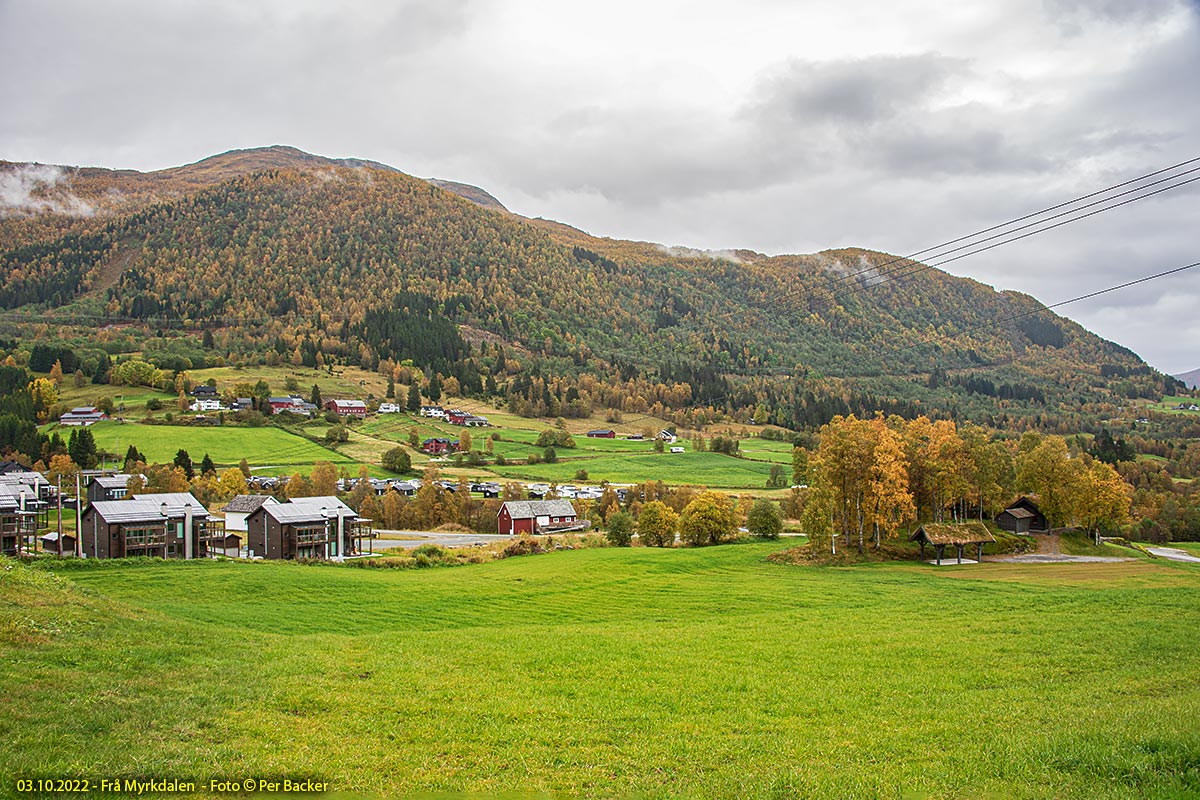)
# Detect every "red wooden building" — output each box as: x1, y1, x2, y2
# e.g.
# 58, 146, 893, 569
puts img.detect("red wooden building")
325, 399, 368, 418
497, 499, 579, 535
